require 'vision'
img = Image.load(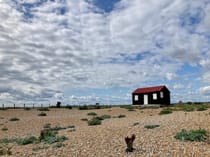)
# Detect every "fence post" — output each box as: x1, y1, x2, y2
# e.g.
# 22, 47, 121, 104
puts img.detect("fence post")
2, 104, 4, 109
41, 104, 43, 108
14, 104, 15, 109
24, 104, 25, 108
33, 104, 34, 109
